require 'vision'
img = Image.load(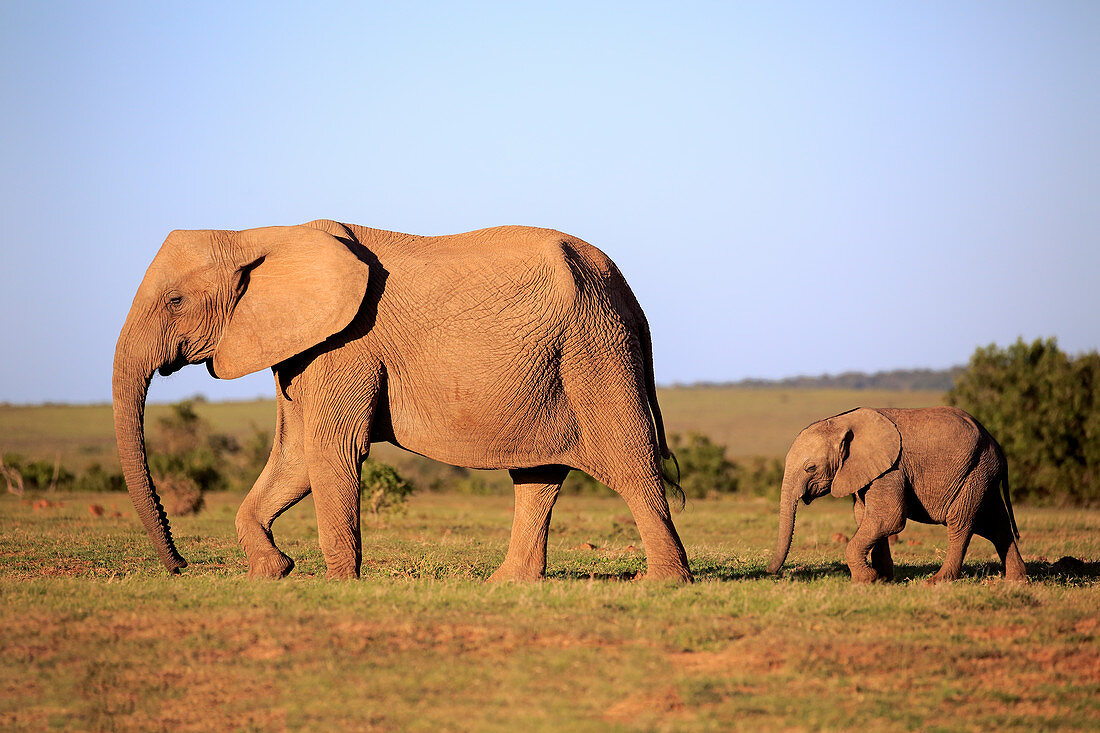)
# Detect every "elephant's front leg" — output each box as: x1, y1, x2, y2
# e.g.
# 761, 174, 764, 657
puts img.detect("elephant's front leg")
852, 495, 894, 582
846, 474, 905, 583
236, 455, 310, 578
489, 467, 568, 582
869, 538, 894, 581
236, 396, 311, 578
